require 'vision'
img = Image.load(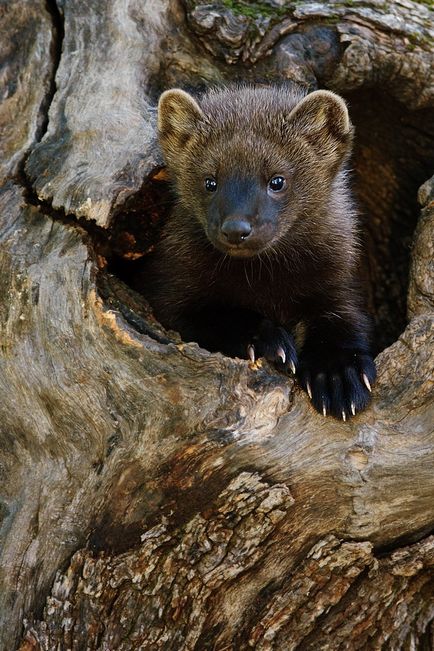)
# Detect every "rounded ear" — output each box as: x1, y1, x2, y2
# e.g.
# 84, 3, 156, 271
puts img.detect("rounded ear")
287, 90, 352, 161
158, 89, 205, 160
